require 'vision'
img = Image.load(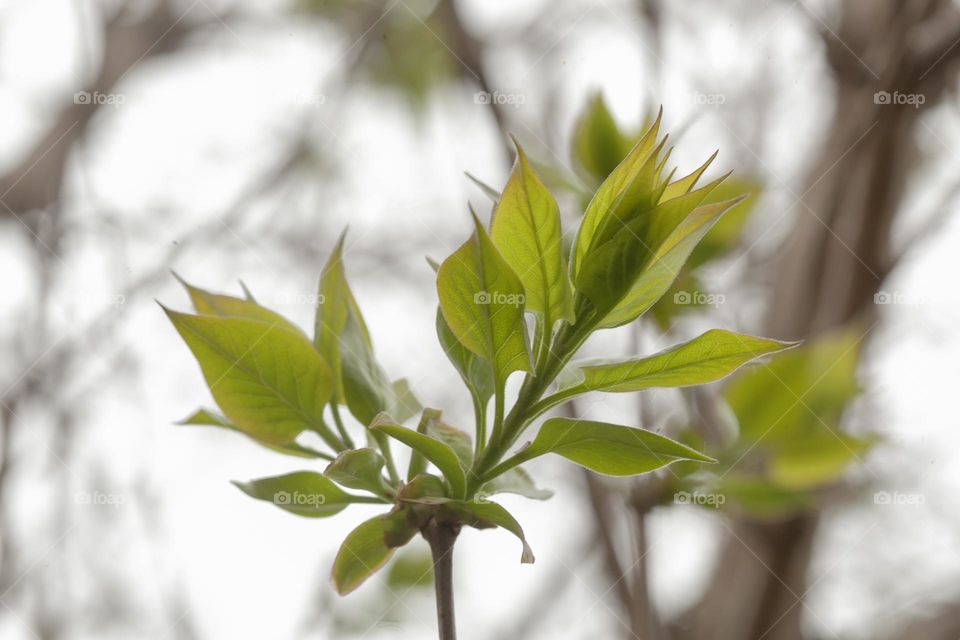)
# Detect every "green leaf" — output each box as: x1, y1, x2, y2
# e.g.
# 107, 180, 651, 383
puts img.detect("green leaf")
315, 234, 408, 433
685, 178, 761, 269
571, 92, 633, 184
442, 500, 534, 563
177, 408, 330, 459
514, 418, 715, 476
435, 308, 495, 406
389, 378, 422, 423
332, 514, 400, 595
325, 448, 392, 497
396, 473, 451, 505
572, 149, 671, 316
436, 213, 531, 386
163, 308, 337, 447
465, 171, 501, 203
572, 108, 662, 279
370, 413, 467, 498
173, 273, 305, 337
562, 330, 797, 395
717, 476, 816, 519
658, 151, 718, 203
233, 471, 377, 518
490, 141, 573, 332
598, 195, 748, 328
724, 331, 861, 443
382, 507, 420, 548
339, 316, 393, 426
766, 431, 873, 489
422, 411, 473, 468
481, 467, 553, 500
